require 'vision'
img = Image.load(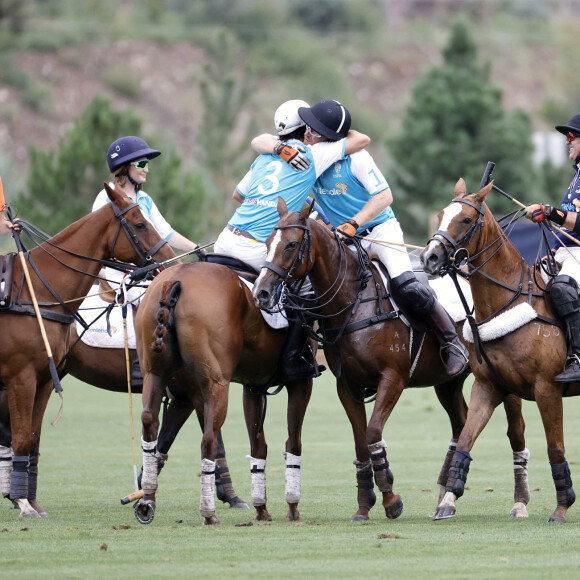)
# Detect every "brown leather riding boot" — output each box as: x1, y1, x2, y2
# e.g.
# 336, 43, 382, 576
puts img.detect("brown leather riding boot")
426, 301, 469, 378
